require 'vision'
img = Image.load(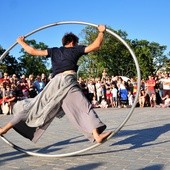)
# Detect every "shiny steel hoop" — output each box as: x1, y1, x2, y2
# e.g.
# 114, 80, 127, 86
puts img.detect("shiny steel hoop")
0, 21, 141, 158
